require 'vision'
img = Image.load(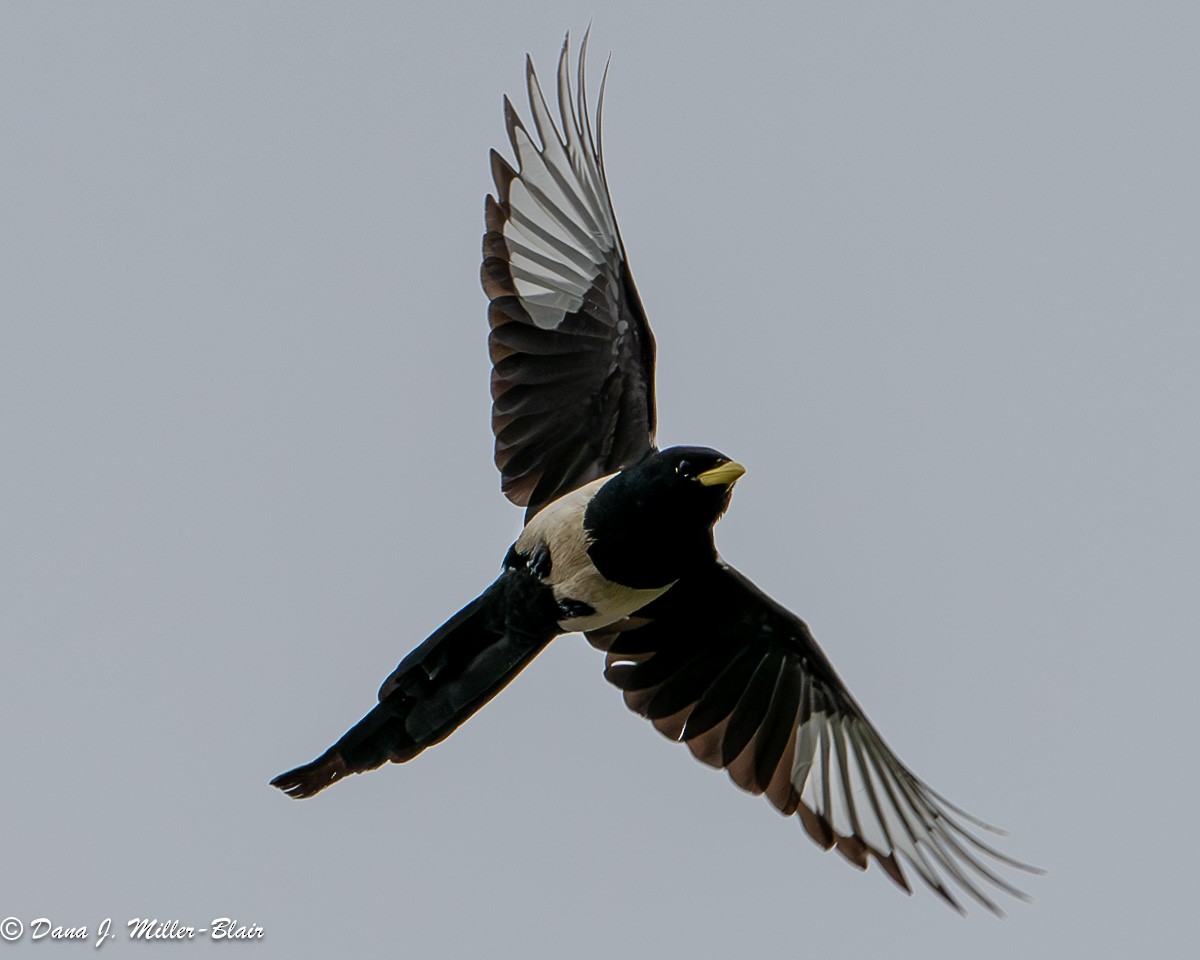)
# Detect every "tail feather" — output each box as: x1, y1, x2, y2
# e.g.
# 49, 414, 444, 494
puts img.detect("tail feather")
272, 571, 559, 799
270, 704, 415, 799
